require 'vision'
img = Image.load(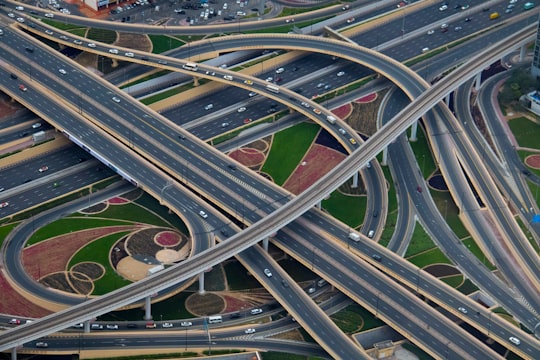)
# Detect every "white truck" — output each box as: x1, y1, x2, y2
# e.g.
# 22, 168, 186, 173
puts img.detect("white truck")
348, 232, 361, 242
326, 115, 337, 124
